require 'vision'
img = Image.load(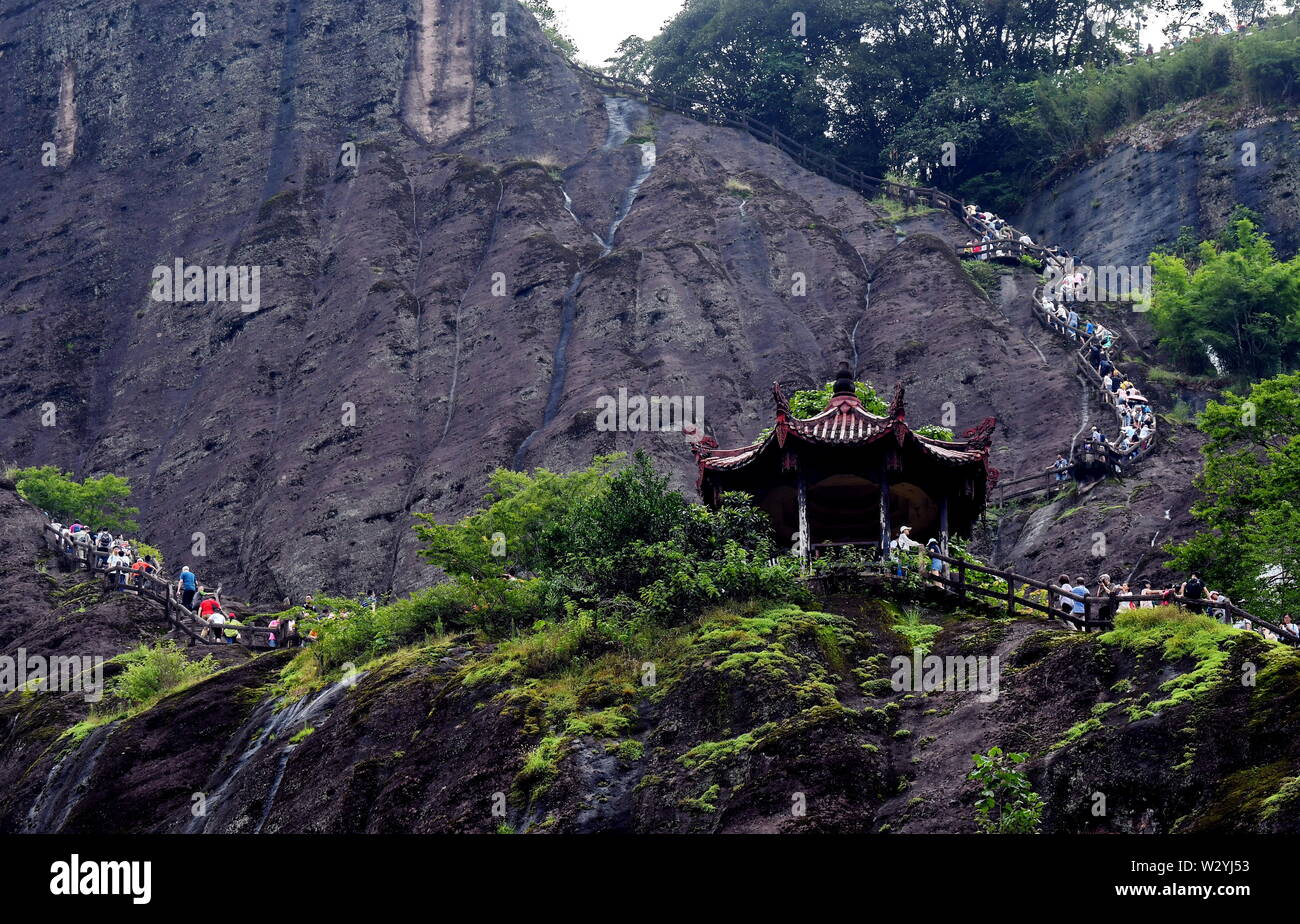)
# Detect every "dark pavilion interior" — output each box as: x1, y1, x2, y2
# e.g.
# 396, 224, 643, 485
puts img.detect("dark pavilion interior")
691, 363, 997, 568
